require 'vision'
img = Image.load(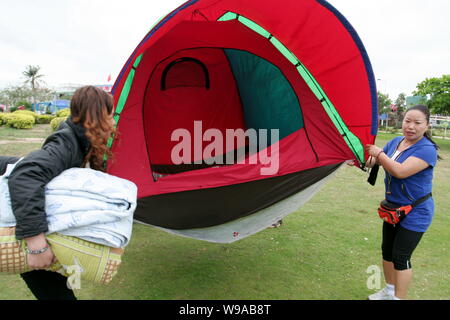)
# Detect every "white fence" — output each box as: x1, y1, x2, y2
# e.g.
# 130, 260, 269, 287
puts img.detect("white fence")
430, 115, 449, 139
